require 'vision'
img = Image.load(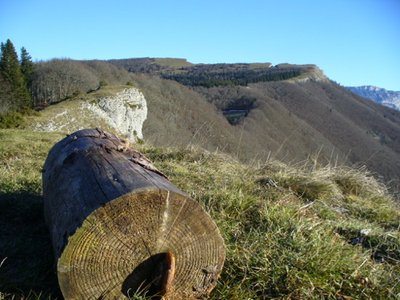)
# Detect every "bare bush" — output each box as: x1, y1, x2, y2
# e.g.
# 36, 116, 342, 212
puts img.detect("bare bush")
31, 59, 99, 107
